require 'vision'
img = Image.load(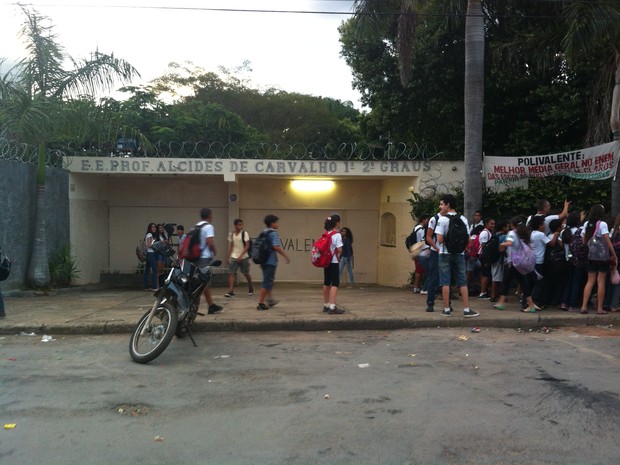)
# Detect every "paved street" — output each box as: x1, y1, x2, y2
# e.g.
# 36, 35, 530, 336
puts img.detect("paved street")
1, 327, 619, 465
